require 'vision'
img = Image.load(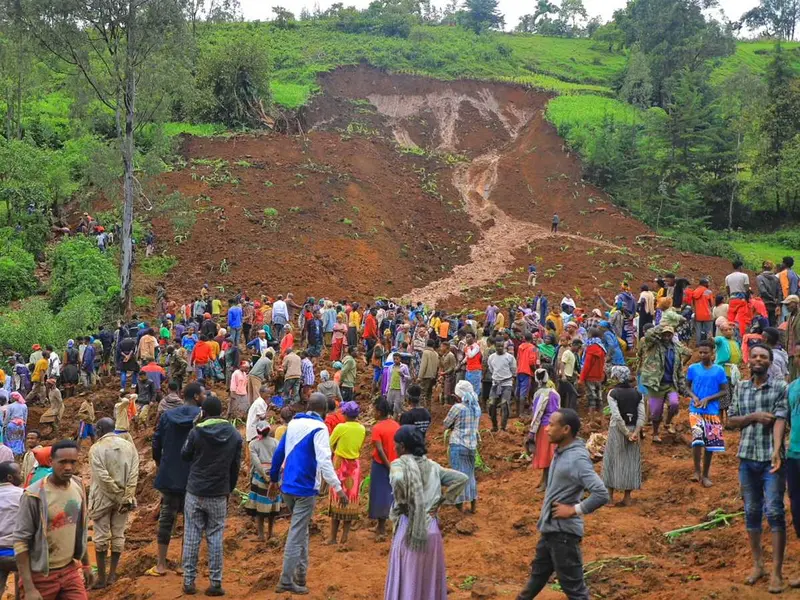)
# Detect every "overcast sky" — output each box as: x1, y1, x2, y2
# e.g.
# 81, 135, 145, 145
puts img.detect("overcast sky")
239, 0, 761, 33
